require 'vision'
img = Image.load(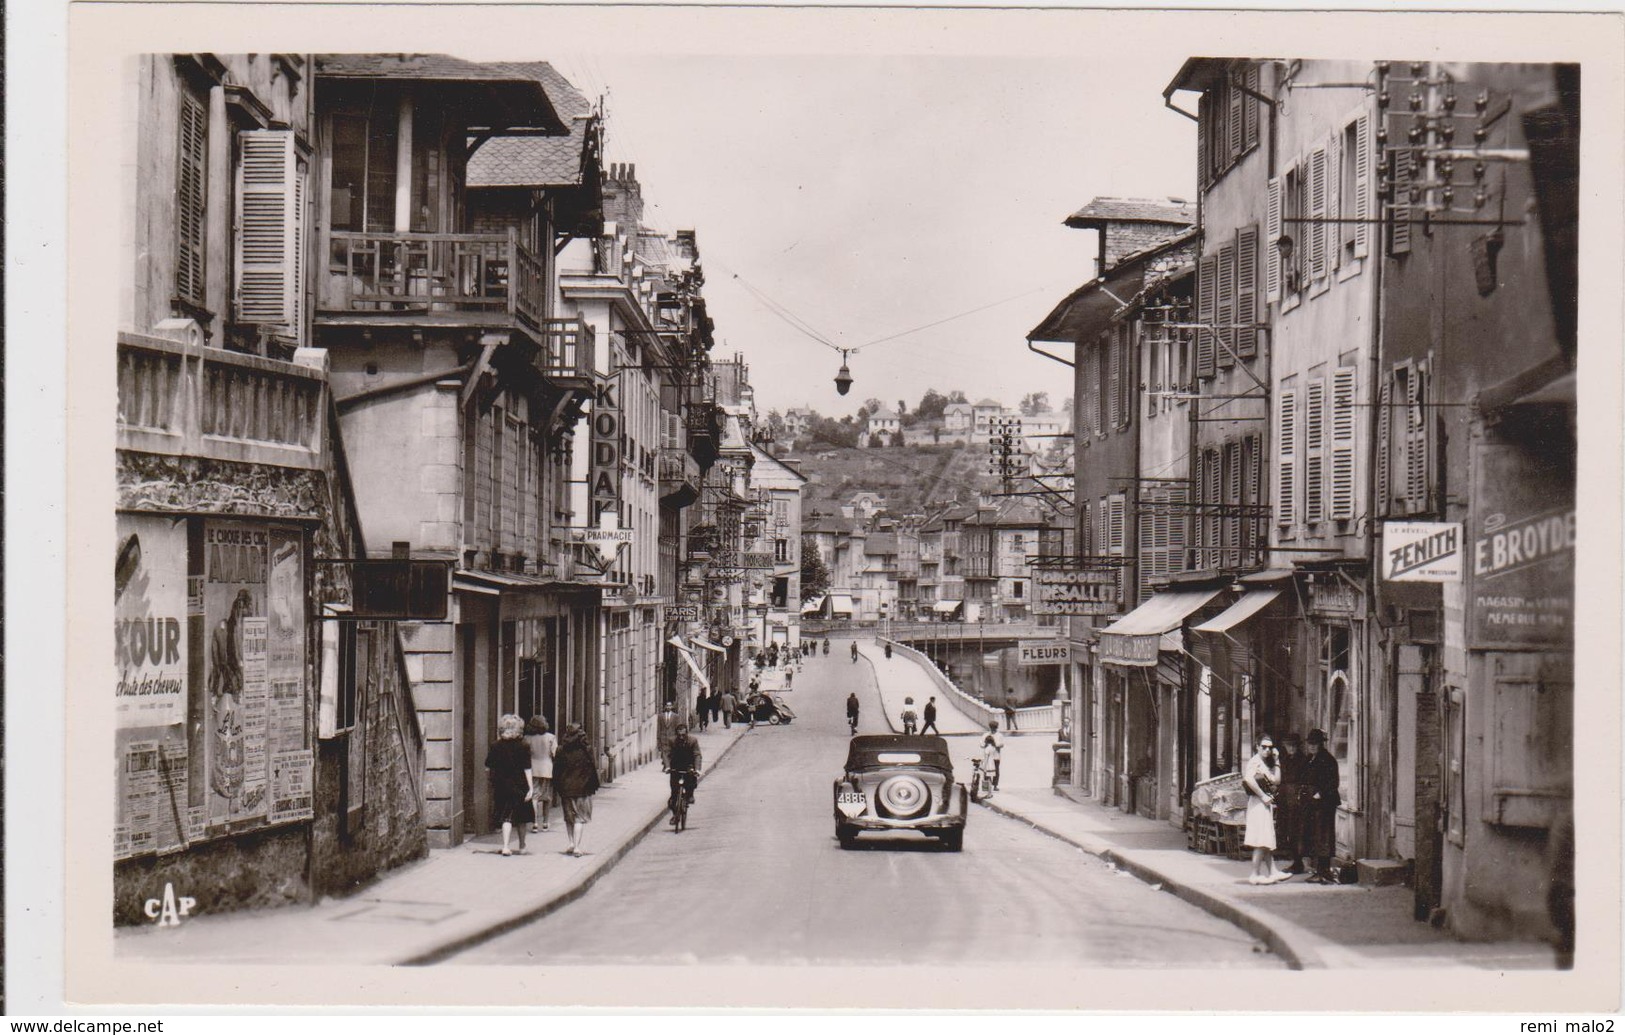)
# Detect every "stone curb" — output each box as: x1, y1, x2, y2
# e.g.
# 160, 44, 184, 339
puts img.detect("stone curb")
400, 729, 749, 965
974, 793, 1329, 971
